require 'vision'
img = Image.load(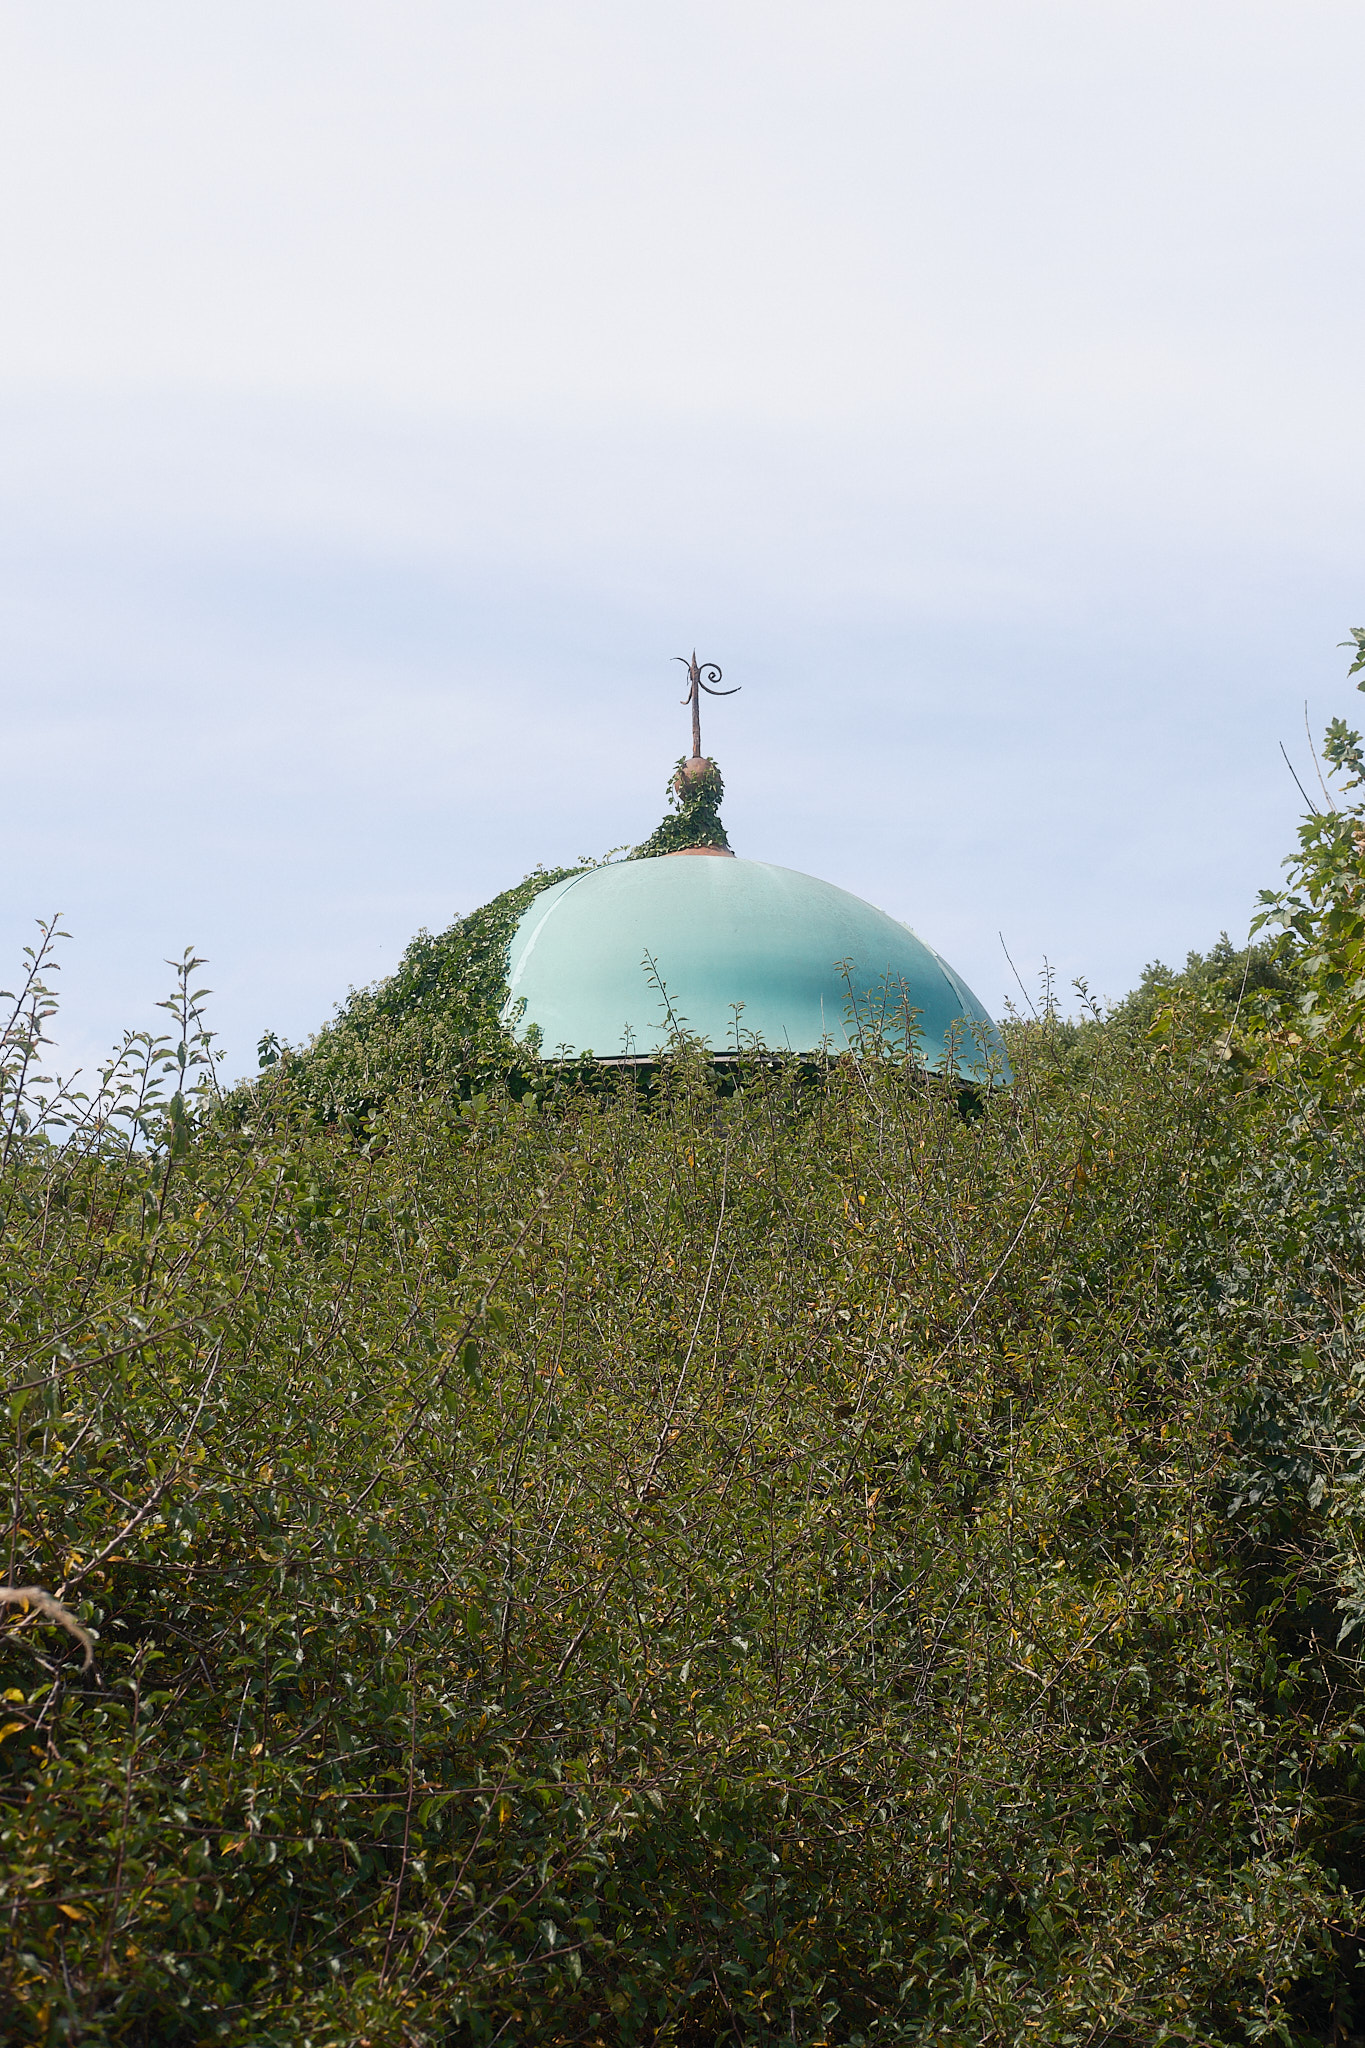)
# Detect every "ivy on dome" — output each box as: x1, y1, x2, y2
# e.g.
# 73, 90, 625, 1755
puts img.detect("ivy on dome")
632, 757, 732, 859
